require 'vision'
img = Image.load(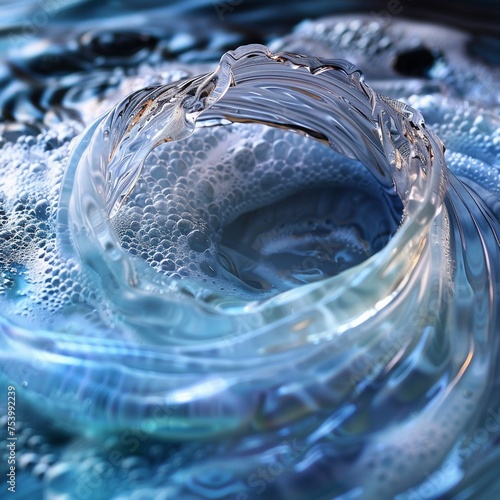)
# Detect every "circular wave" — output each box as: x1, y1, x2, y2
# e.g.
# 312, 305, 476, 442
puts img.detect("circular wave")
1, 42, 498, 498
